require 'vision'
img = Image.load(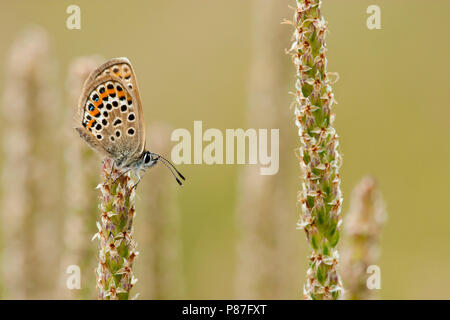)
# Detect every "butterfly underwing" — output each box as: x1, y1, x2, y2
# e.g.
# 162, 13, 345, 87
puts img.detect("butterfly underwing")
75, 57, 185, 185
